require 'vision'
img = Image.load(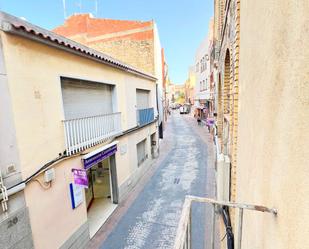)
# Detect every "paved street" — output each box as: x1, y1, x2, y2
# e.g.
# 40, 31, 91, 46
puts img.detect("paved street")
89, 113, 216, 249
